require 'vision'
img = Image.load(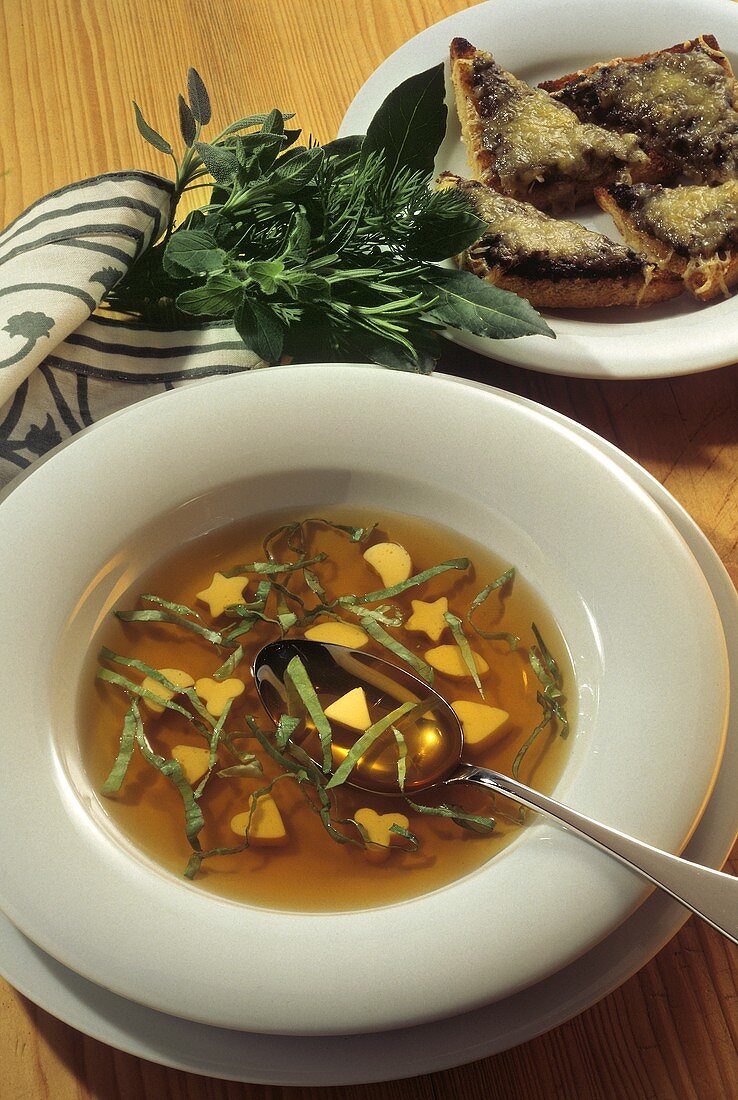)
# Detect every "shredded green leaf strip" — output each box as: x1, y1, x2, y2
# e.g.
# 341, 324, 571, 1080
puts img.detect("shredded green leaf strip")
101, 703, 137, 795
284, 656, 333, 771
224, 553, 326, 578
96, 667, 194, 722
217, 762, 263, 778
389, 823, 420, 850
326, 700, 415, 789
356, 615, 433, 683
467, 568, 519, 649
139, 593, 204, 620
182, 687, 218, 730
98, 647, 180, 686
354, 602, 404, 628
511, 709, 555, 780
444, 611, 484, 698
131, 701, 205, 848
275, 713, 302, 750
245, 717, 364, 847
339, 557, 469, 606
115, 608, 224, 645
405, 798, 495, 833
512, 624, 569, 778
193, 698, 234, 798
214, 644, 244, 681
392, 726, 408, 792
